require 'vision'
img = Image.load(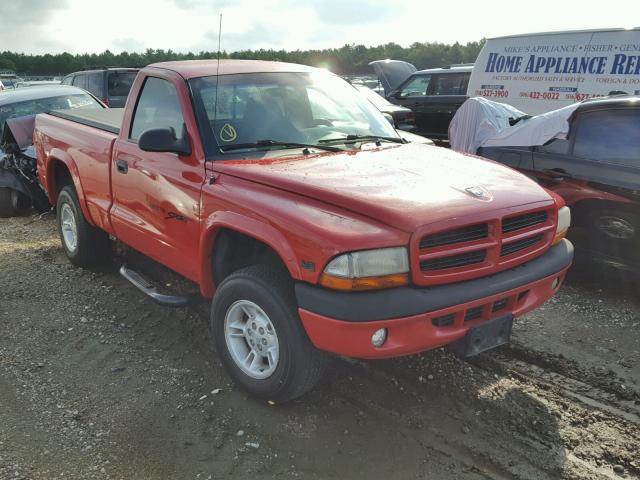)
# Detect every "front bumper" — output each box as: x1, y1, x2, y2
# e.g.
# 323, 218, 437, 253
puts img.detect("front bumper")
296, 239, 573, 359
